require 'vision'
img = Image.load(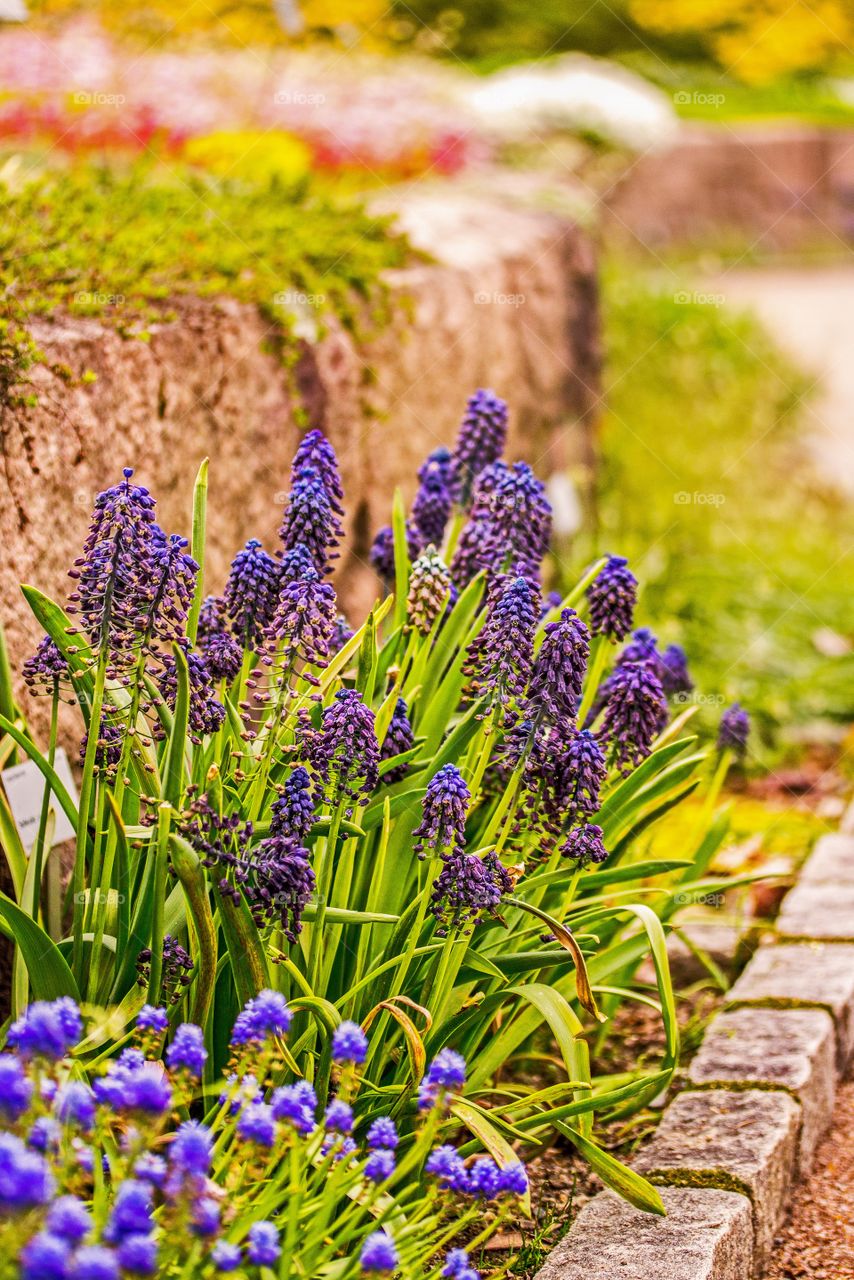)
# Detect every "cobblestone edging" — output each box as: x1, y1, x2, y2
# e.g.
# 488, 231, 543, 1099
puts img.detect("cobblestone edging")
535, 822, 854, 1280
